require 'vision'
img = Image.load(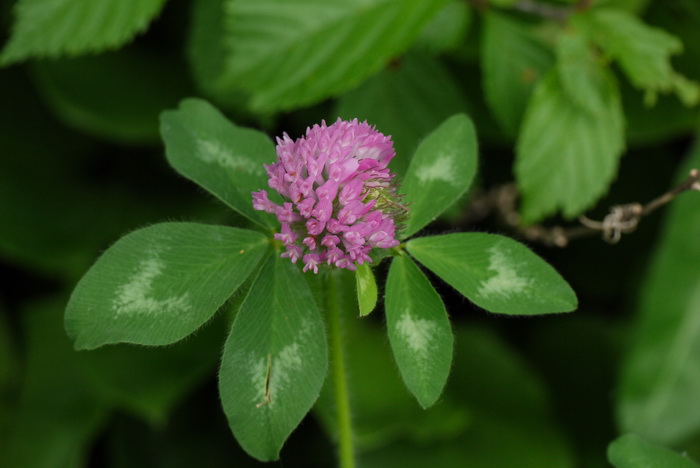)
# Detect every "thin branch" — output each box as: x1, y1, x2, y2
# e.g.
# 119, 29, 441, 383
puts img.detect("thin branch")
464, 169, 700, 247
